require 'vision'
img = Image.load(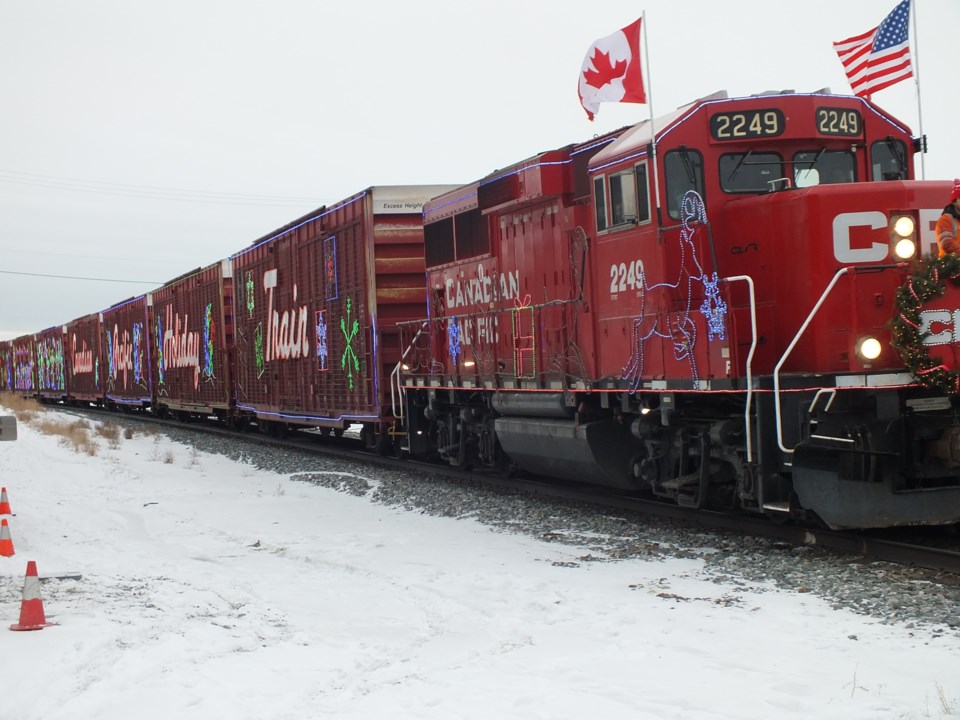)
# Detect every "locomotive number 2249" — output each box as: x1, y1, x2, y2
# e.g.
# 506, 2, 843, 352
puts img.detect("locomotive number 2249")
609, 260, 644, 295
